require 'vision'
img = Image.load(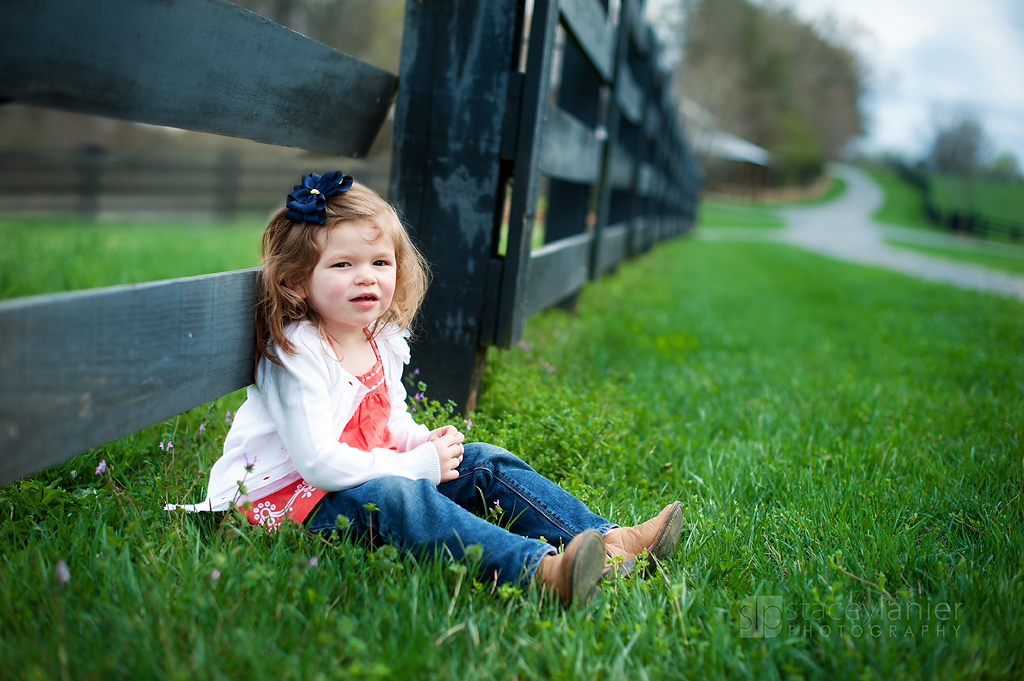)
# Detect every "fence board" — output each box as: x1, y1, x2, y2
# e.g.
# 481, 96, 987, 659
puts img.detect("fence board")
0, 269, 258, 484
637, 162, 666, 199
524, 233, 593, 317
539, 103, 605, 184
0, 0, 395, 158
644, 101, 663, 140
0, 149, 391, 217
597, 223, 628, 274
631, 217, 651, 252
610, 146, 635, 189
615, 65, 645, 125
558, 0, 615, 81
627, 1, 650, 55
